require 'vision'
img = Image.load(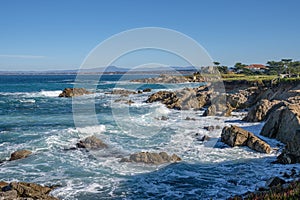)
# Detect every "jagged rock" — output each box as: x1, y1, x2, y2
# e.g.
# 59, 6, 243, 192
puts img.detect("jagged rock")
0, 189, 18, 199
203, 102, 232, 117
243, 99, 280, 122
76, 136, 107, 149
227, 93, 248, 109
110, 89, 137, 96
221, 125, 271, 153
0, 182, 59, 200
142, 88, 151, 92
146, 86, 211, 110
260, 102, 300, 164
266, 177, 285, 187
260, 103, 300, 144
58, 88, 92, 97
120, 152, 181, 164
9, 149, 32, 161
